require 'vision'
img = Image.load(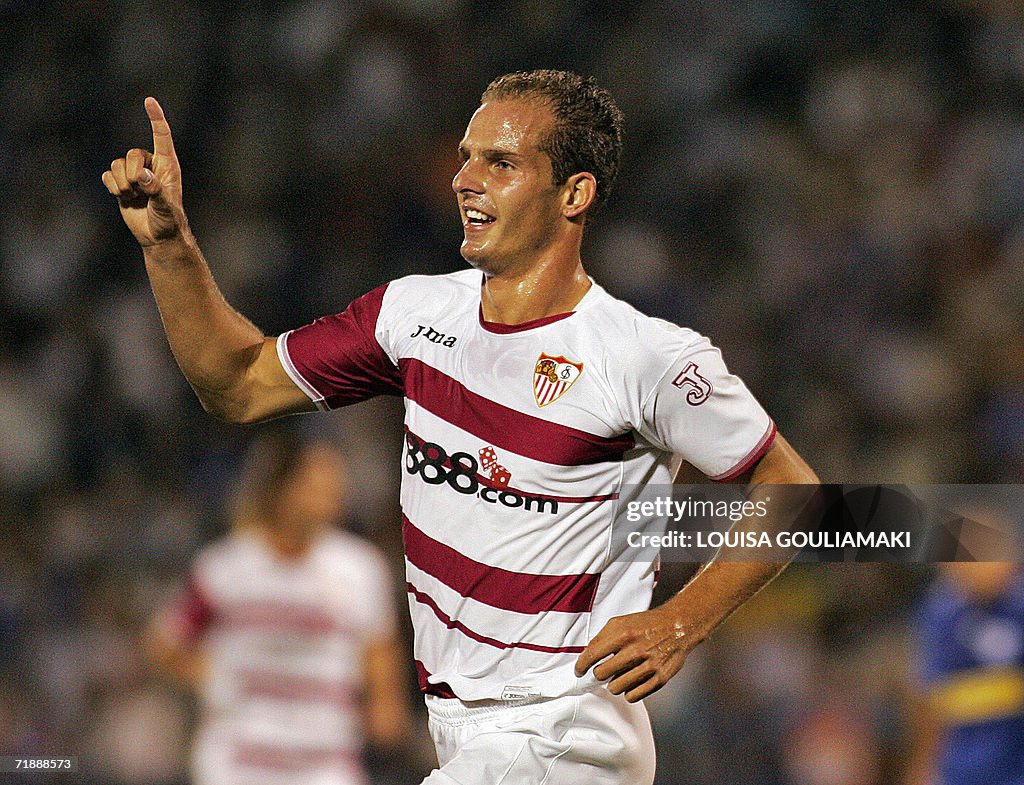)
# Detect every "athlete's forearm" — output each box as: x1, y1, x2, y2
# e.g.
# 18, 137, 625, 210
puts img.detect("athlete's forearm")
143, 231, 265, 419
362, 636, 412, 752
661, 560, 786, 642
665, 434, 821, 641
144, 620, 207, 690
